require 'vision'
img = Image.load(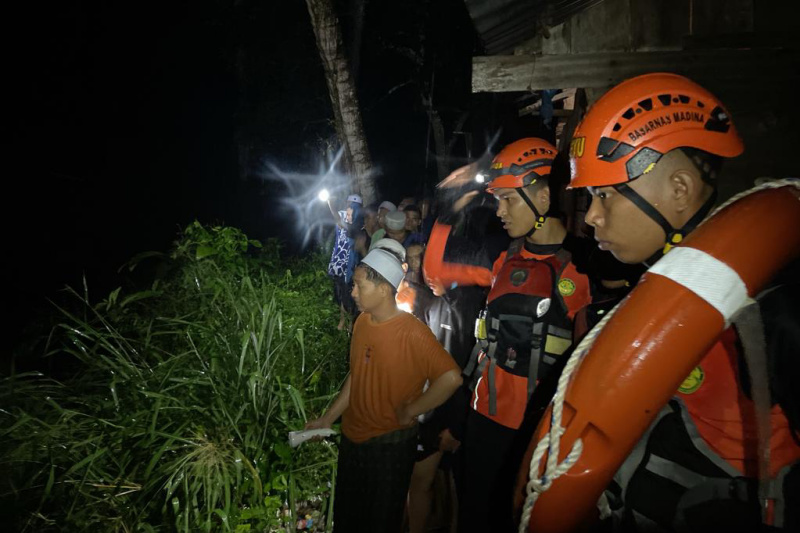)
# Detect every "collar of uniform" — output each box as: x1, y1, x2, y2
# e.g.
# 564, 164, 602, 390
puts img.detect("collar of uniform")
523, 241, 562, 256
